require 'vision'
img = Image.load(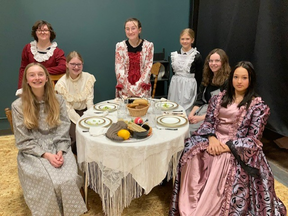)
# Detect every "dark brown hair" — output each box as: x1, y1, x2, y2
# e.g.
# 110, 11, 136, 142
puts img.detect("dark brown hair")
202, 48, 230, 86
31, 20, 56, 42
124, 18, 142, 29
